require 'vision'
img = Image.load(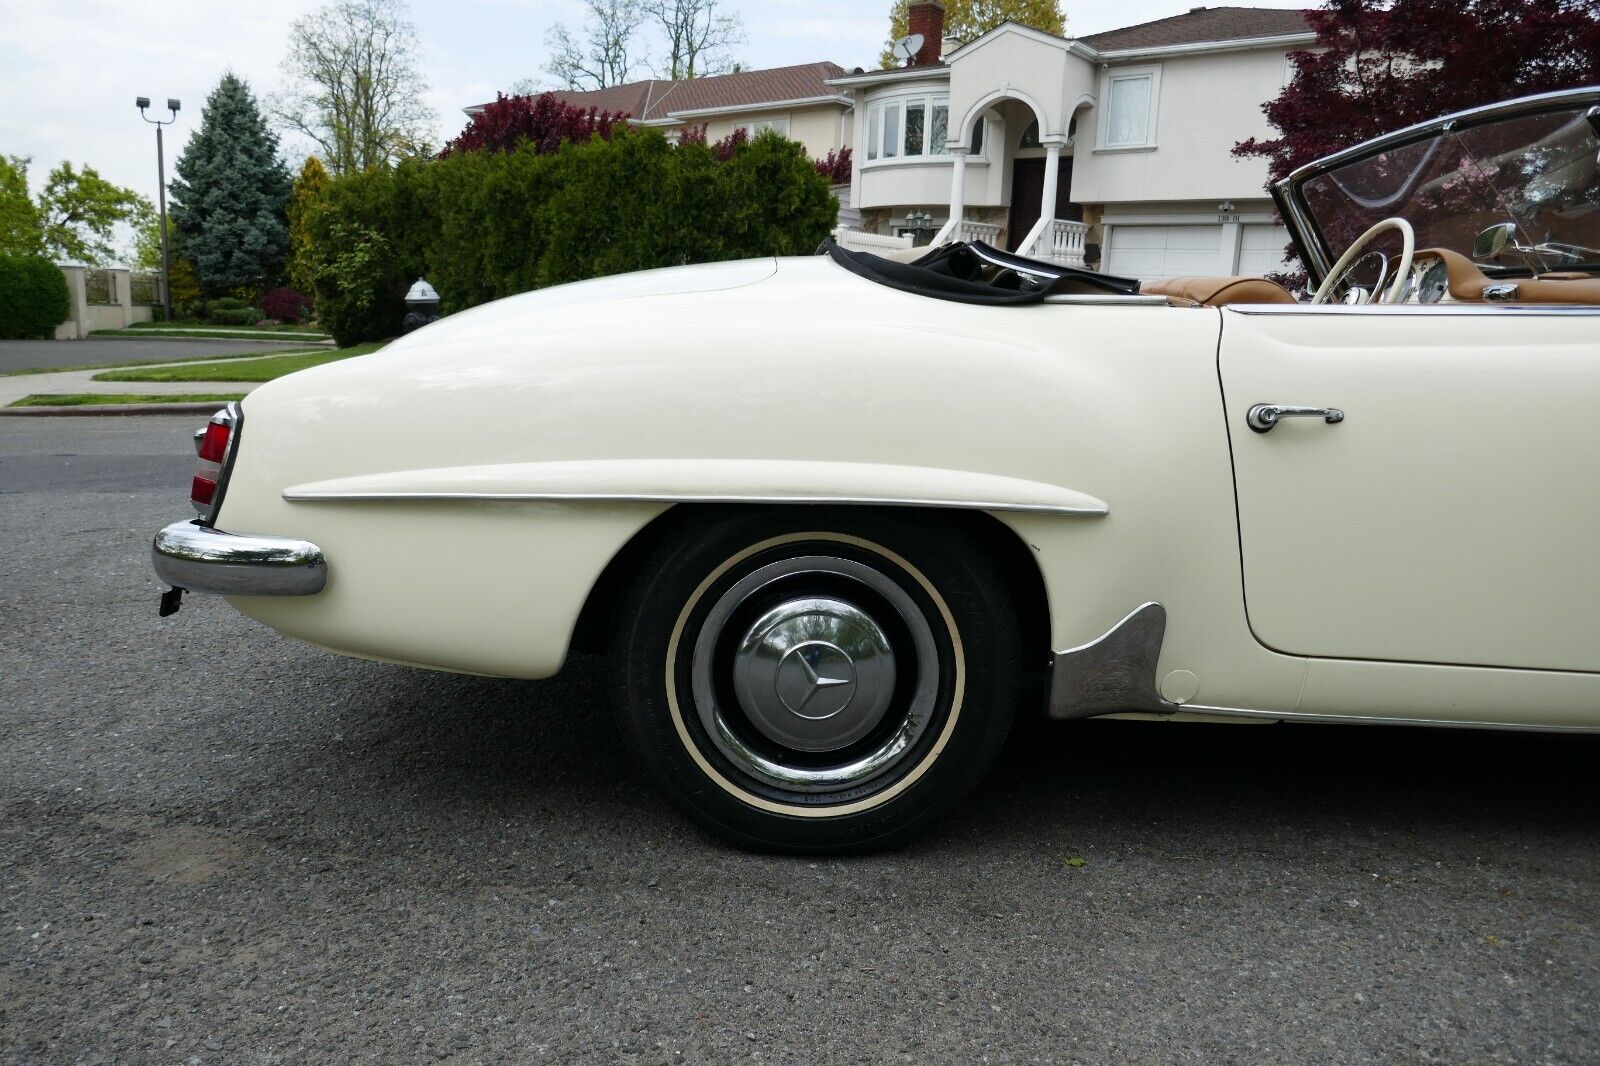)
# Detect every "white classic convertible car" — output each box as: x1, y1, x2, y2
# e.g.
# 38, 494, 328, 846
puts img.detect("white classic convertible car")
154, 89, 1600, 851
